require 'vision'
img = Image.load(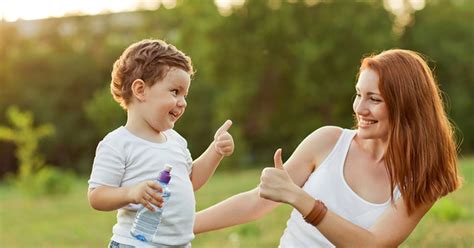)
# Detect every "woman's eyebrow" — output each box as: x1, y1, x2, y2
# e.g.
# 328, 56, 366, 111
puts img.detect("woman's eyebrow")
355, 87, 380, 95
